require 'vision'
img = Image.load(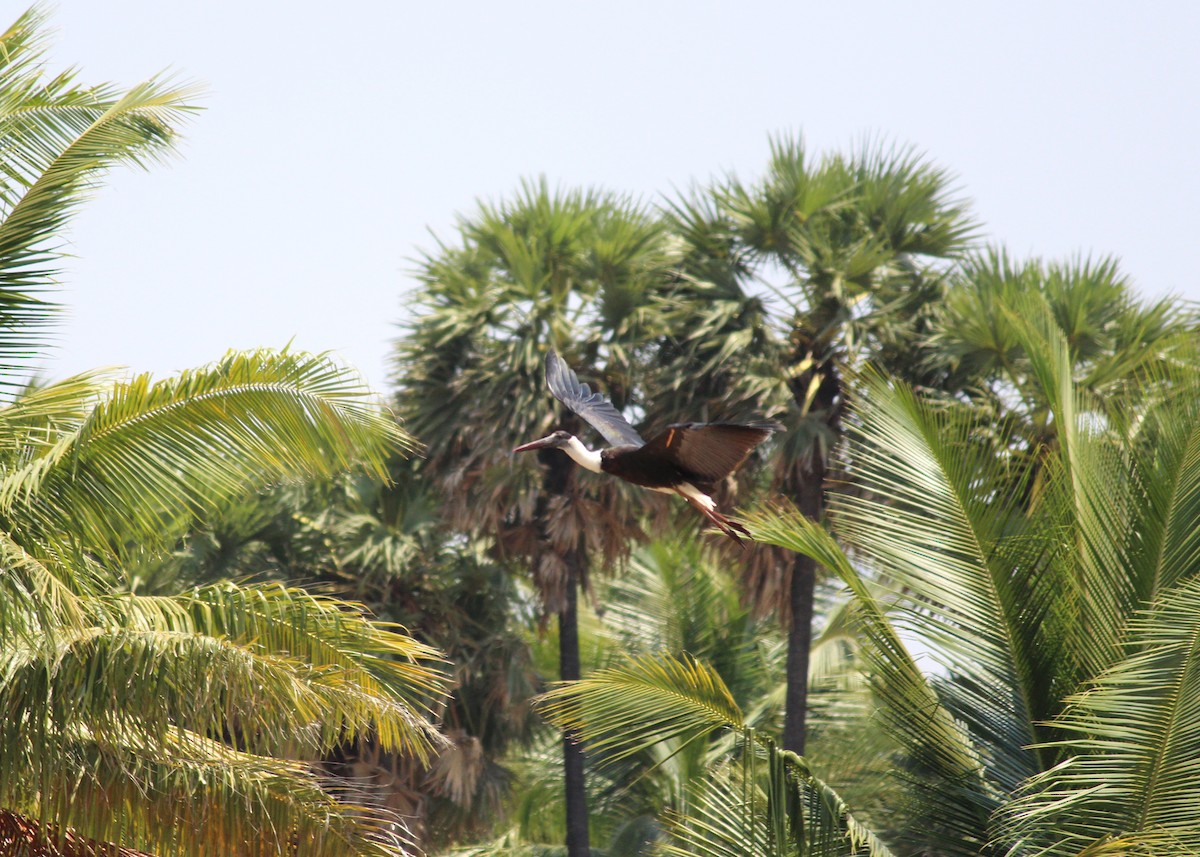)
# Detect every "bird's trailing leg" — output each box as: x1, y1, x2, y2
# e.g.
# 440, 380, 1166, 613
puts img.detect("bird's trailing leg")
674, 485, 752, 548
